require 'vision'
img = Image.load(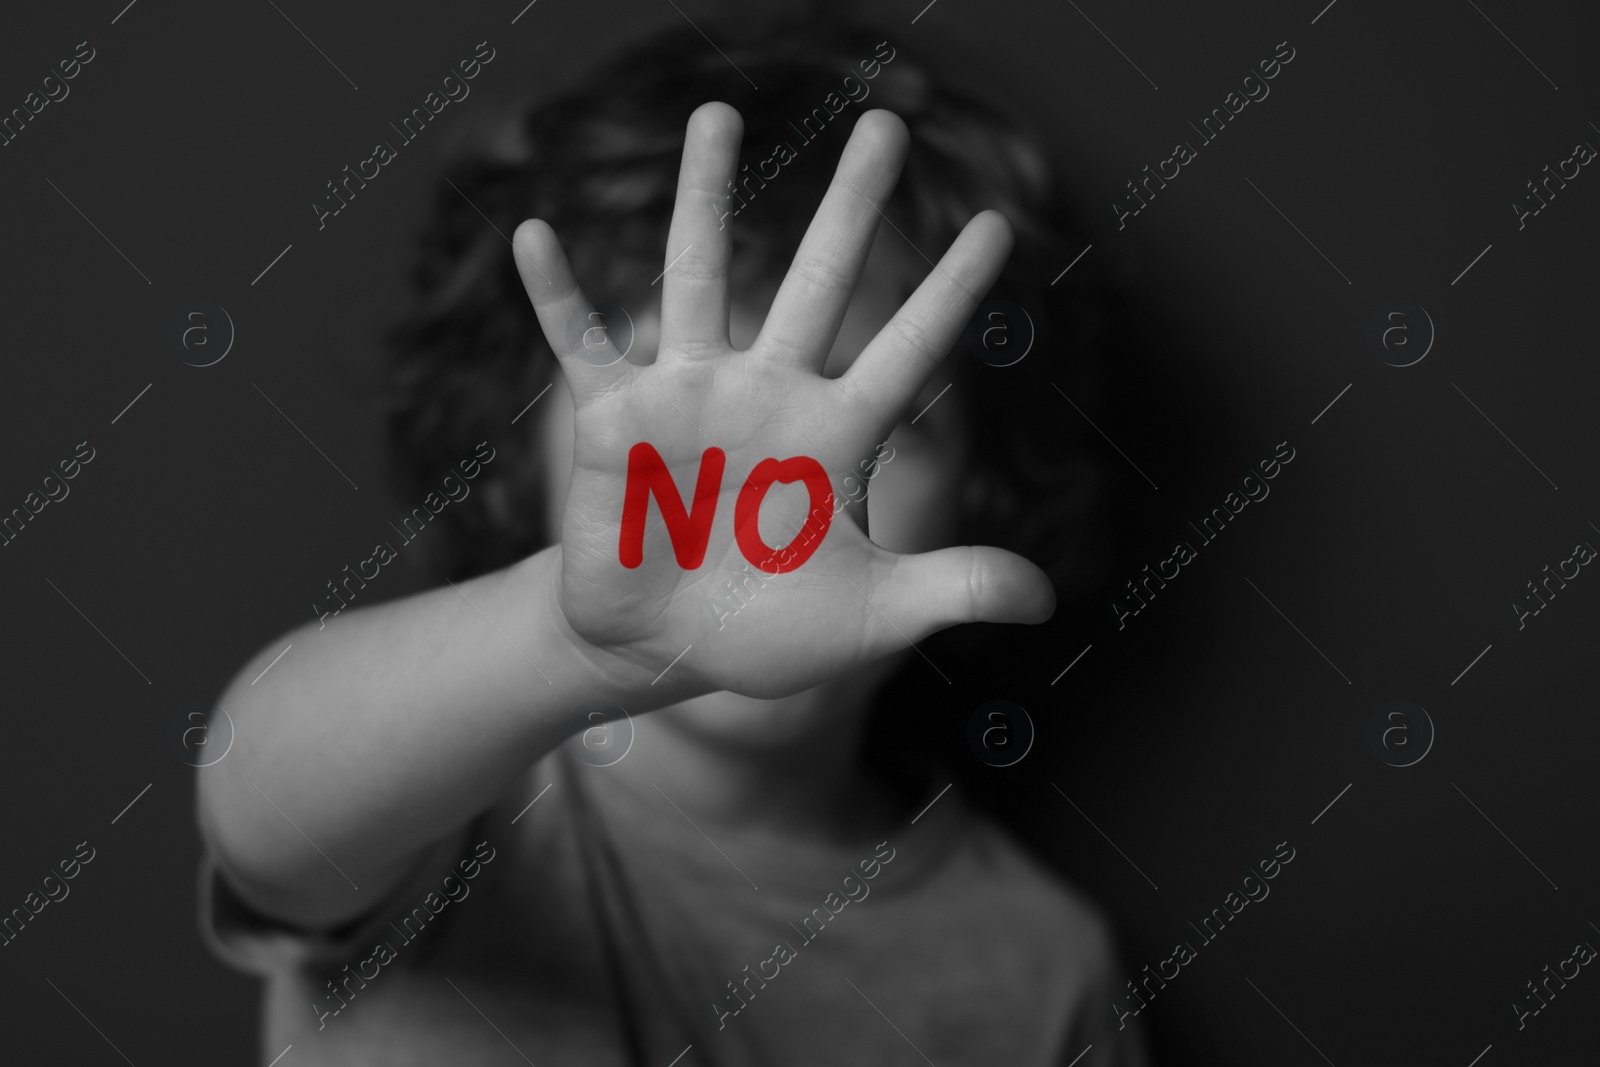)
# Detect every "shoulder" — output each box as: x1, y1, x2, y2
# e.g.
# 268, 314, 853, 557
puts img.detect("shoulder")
946, 800, 1119, 977
908, 797, 1134, 1056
